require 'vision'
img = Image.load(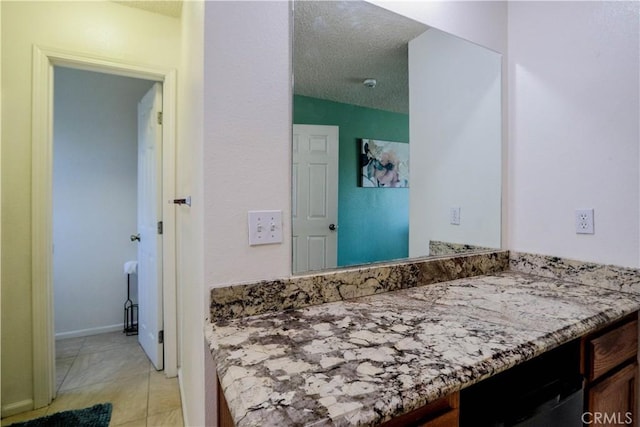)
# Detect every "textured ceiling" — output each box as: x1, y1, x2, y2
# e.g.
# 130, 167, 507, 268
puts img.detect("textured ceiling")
294, 1, 428, 114
113, 0, 182, 18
